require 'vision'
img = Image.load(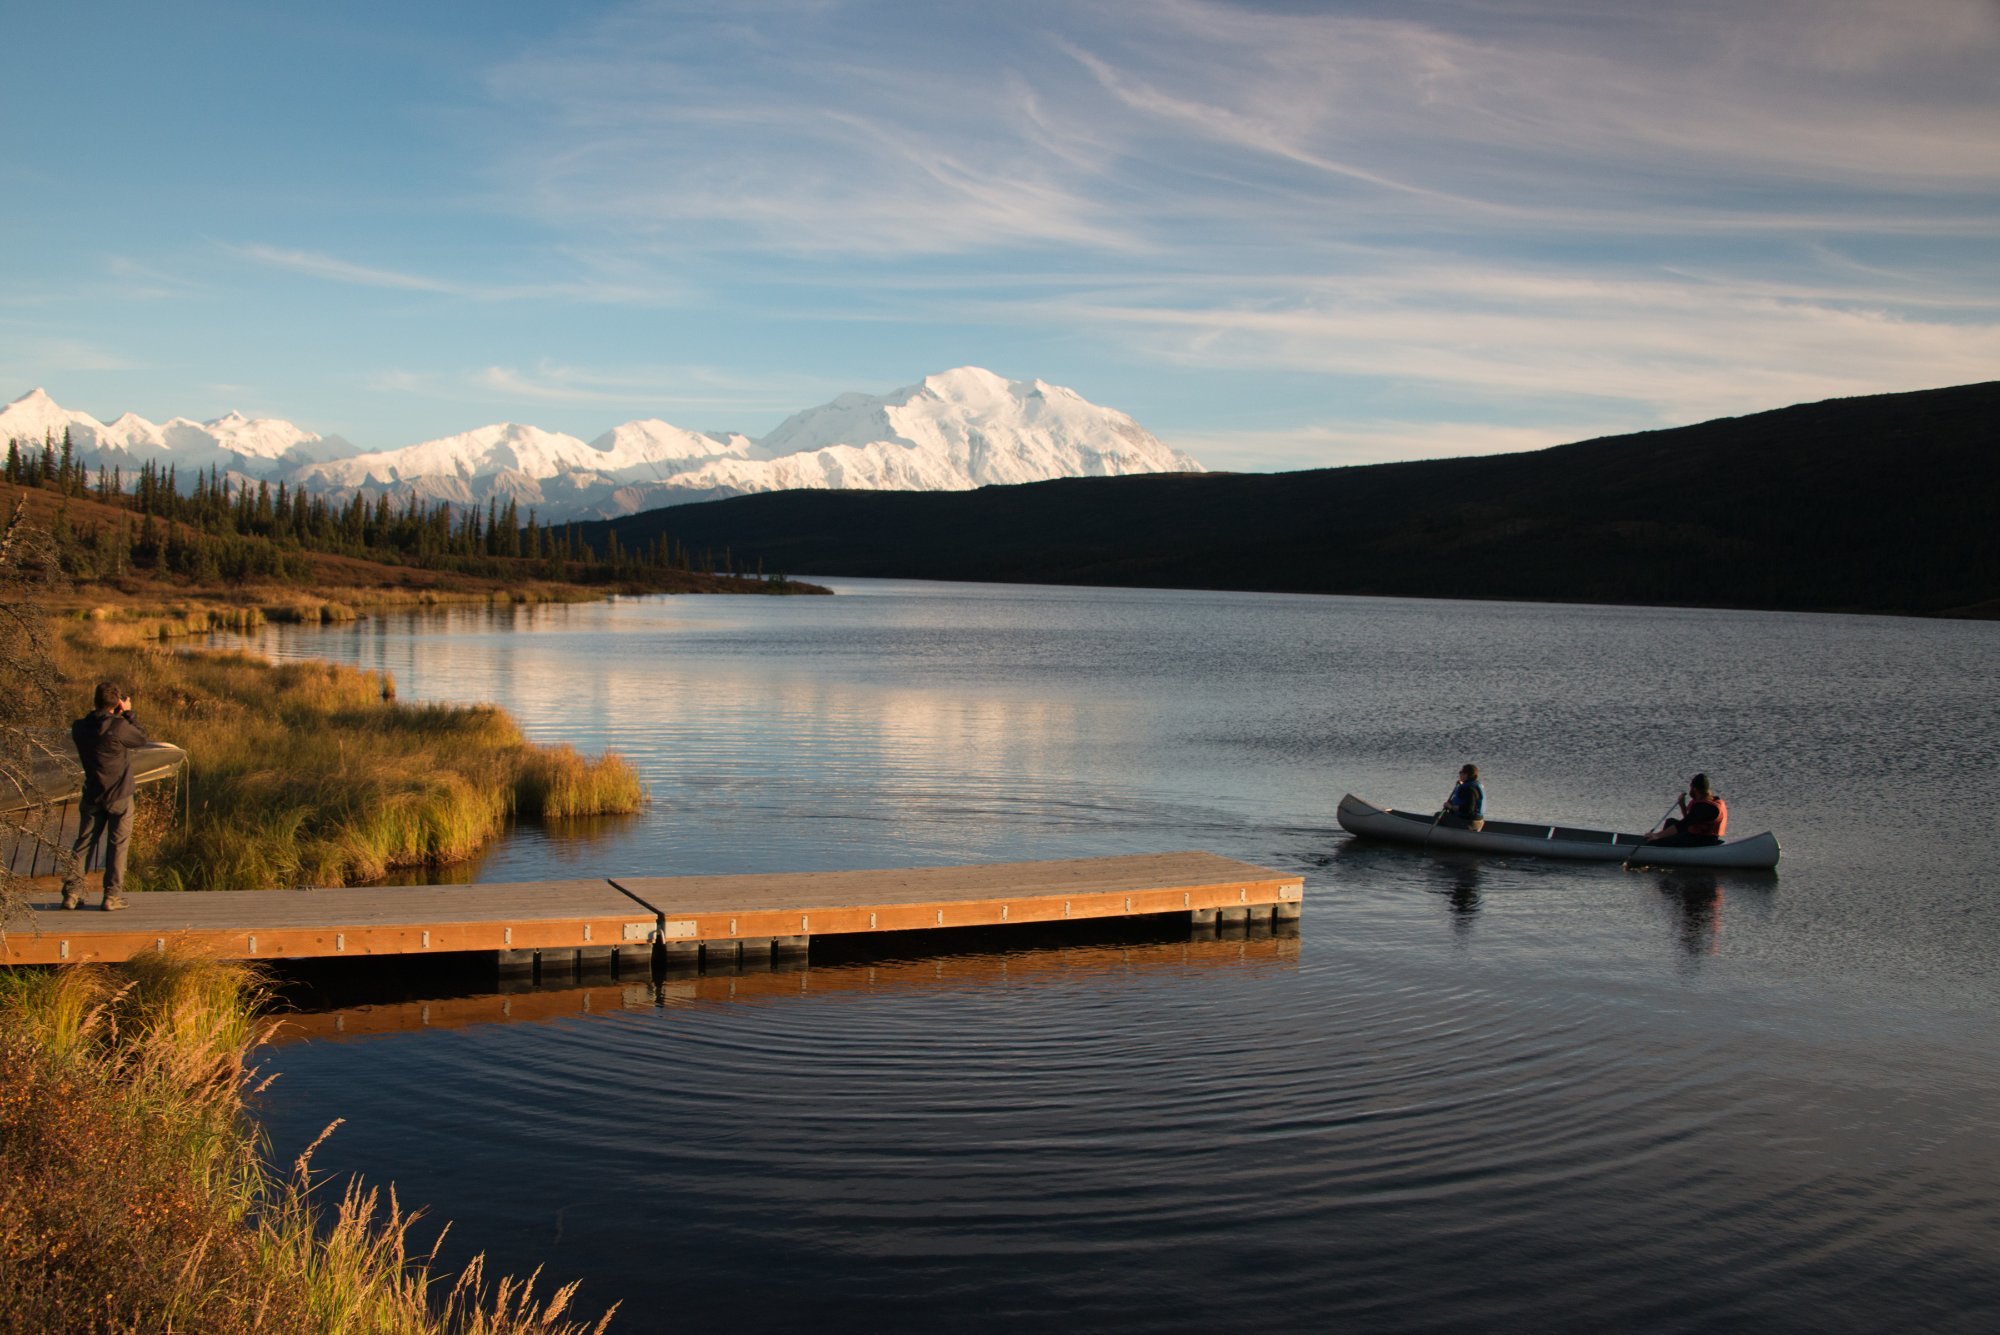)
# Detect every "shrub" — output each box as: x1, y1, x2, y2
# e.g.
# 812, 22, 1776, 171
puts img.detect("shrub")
0, 952, 617, 1333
